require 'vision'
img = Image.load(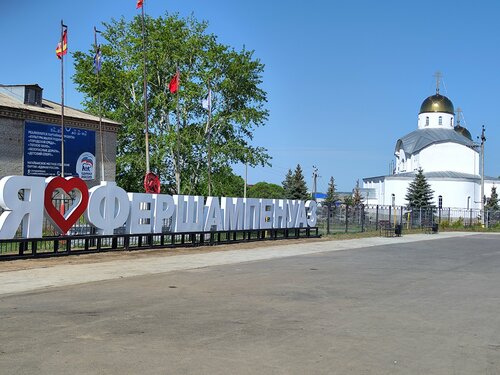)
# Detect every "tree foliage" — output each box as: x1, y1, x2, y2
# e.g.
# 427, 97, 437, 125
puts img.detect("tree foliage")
405, 168, 434, 208
352, 179, 363, 206
282, 169, 293, 198
247, 182, 285, 199
343, 195, 354, 206
73, 13, 270, 193
486, 186, 499, 210
324, 176, 338, 205
286, 164, 309, 200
